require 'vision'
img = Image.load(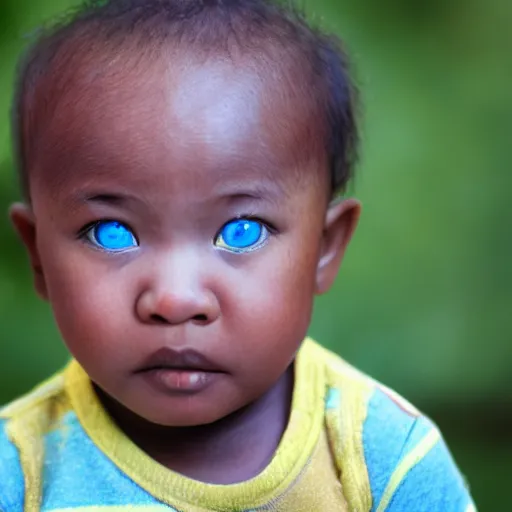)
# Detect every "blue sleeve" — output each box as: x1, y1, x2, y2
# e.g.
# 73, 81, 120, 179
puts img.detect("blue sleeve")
364, 388, 476, 512
0, 419, 25, 512
384, 419, 475, 512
